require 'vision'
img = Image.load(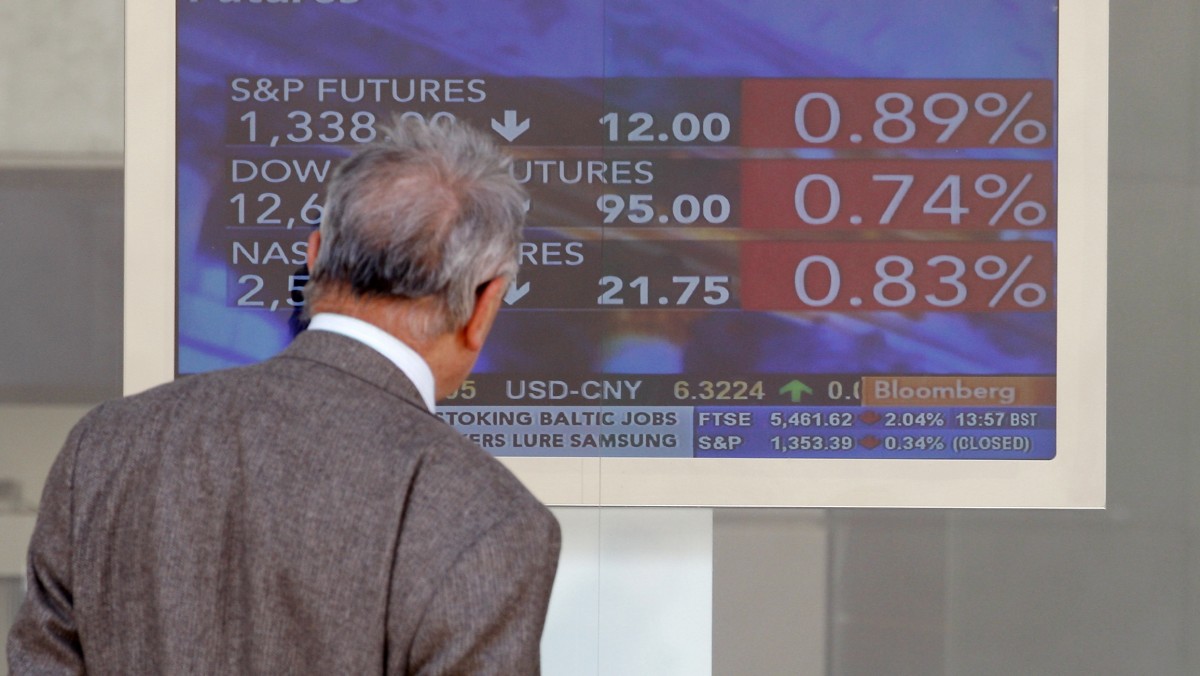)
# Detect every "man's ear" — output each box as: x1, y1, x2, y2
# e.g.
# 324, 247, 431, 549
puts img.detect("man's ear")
306, 230, 322, 267
463, 276, 508, 352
